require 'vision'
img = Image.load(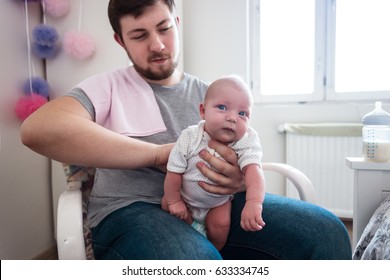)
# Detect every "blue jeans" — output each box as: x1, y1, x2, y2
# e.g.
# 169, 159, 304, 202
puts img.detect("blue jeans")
91, 192, 352, 260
